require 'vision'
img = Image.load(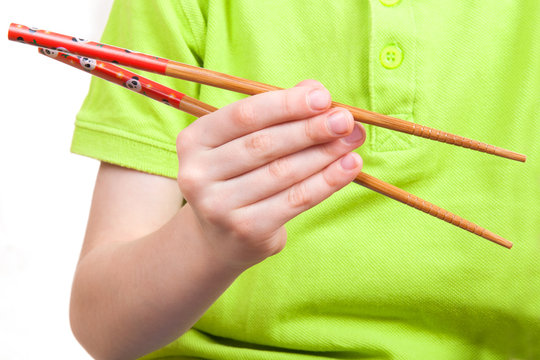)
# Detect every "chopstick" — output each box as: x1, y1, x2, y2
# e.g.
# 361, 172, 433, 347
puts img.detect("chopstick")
8, 23, 526, 163
37, 47, 513, 249
354, 173, 511, 248
37, 47, 216, 118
